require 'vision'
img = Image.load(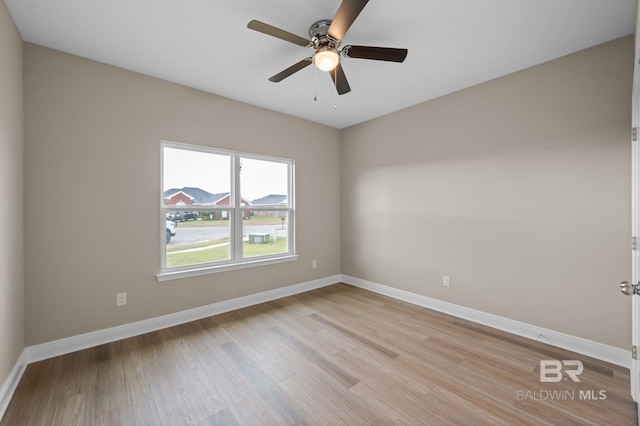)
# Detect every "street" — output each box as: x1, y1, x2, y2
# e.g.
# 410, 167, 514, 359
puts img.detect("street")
168, 223, 287, 246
